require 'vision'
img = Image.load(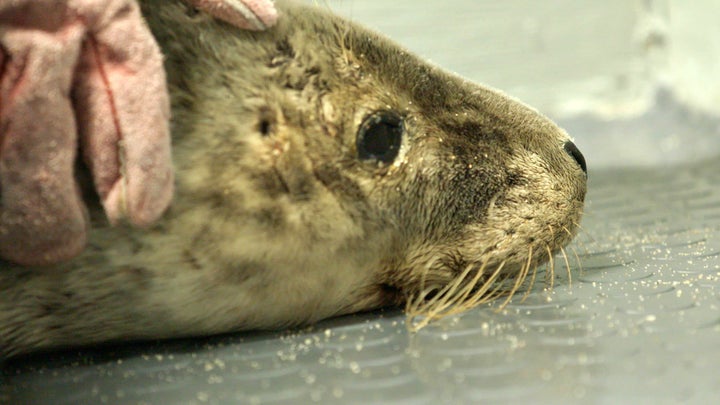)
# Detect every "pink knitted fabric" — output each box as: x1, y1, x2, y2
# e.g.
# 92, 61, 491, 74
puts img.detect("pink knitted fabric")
0, 0, 277, 266
191, 0, 278, 30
